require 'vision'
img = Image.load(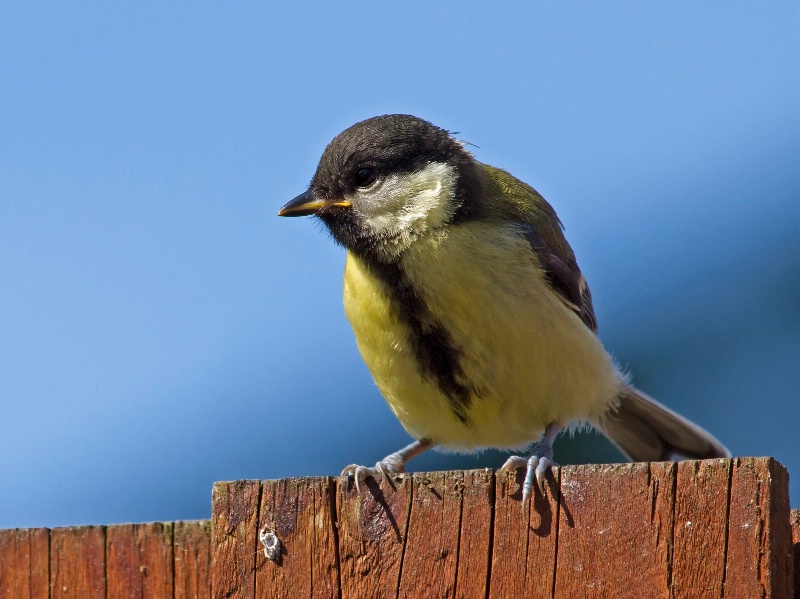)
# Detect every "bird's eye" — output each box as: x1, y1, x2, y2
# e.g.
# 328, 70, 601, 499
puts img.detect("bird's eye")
353, 167, 377, 188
